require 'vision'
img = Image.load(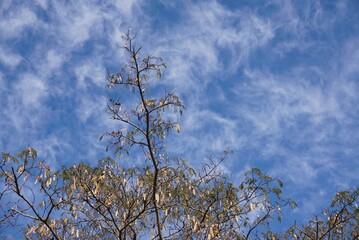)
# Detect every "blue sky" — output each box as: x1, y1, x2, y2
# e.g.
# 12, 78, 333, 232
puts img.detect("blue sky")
1, 0, 359, 230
